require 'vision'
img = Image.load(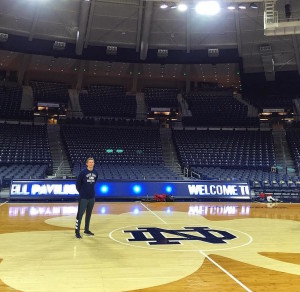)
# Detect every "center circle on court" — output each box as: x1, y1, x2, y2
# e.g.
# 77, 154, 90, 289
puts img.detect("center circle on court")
109, 224, 252, 252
